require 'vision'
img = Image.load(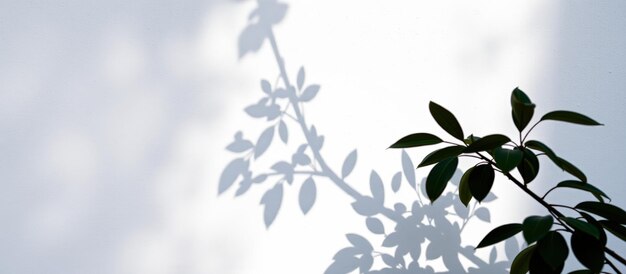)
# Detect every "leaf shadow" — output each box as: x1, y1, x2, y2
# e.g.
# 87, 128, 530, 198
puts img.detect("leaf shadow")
219, 1, 514, 273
